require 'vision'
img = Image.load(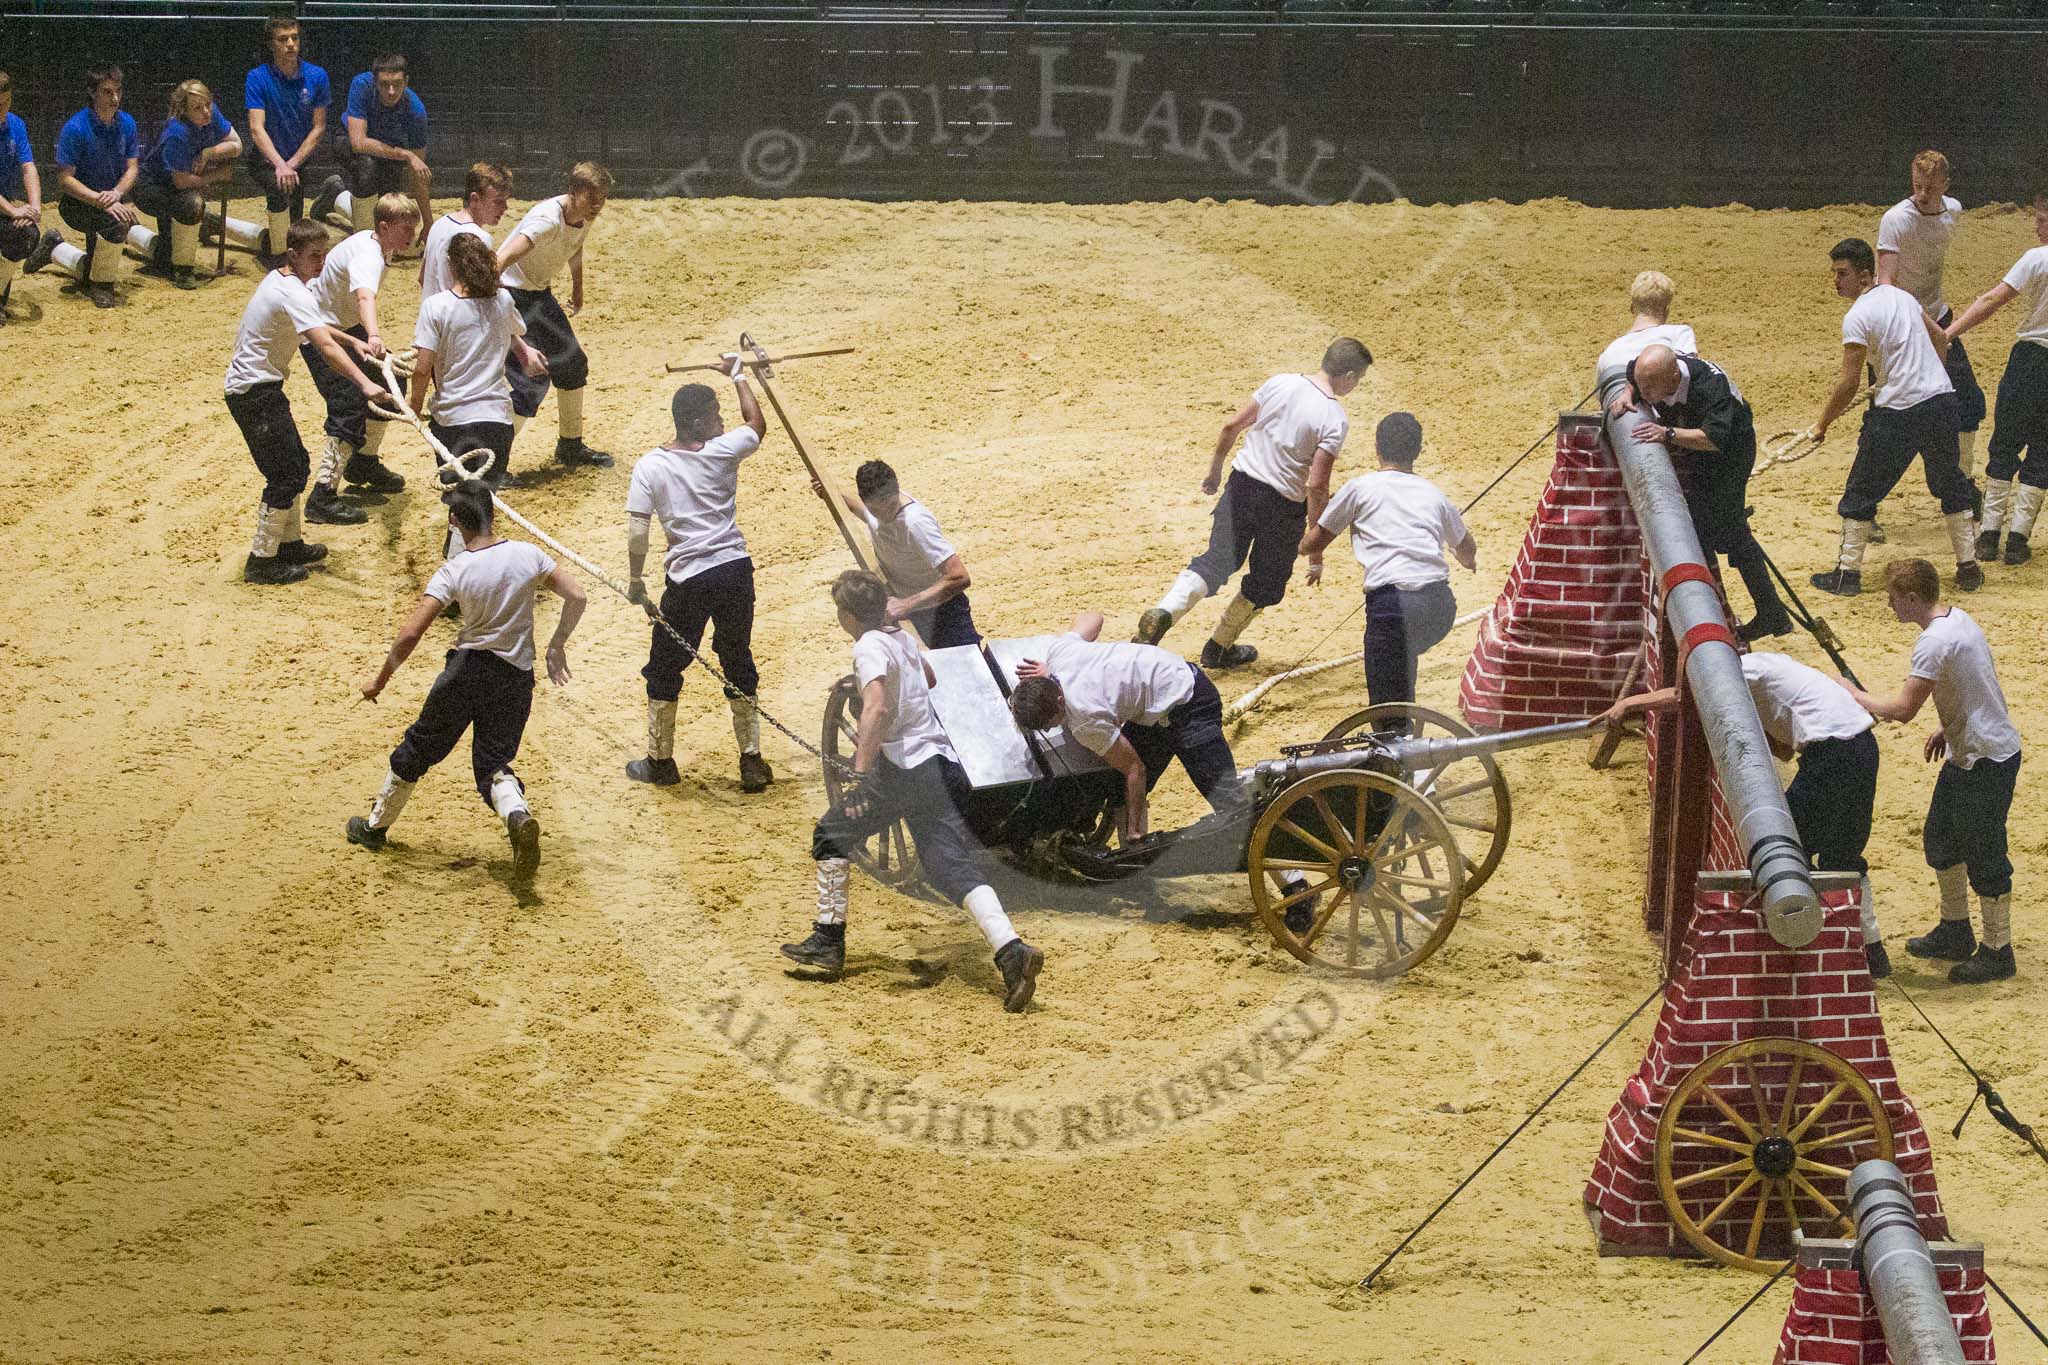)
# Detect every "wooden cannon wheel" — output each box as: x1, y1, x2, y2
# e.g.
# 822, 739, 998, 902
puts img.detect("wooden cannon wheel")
1654, 1037, 1895, 1274
1246, 769, 1465, 979
1319, 702, 1511, 900
822, 675, 921, 889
